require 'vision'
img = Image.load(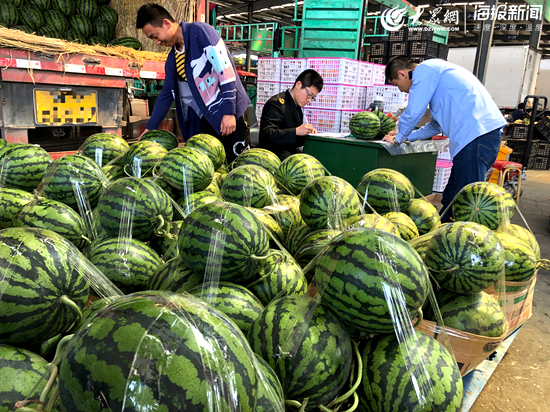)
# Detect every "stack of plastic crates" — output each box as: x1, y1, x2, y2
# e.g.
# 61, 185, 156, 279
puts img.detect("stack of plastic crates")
530, 140, 550, 170
535, 116, 550, 142
257, 57, 282, 81
256, 81, 281, 104
256, 104, 264, 126
340, 110, 363, 134
410, 40, 439, 59
280, 58, 307, 83
308, 84, 359, 111
365, 85, 407, 112
371, 64, 386, 85
306, 58, 358, 85
433, 159, 453, 192
356, 62, 374, 87
303, 108, 342, 133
